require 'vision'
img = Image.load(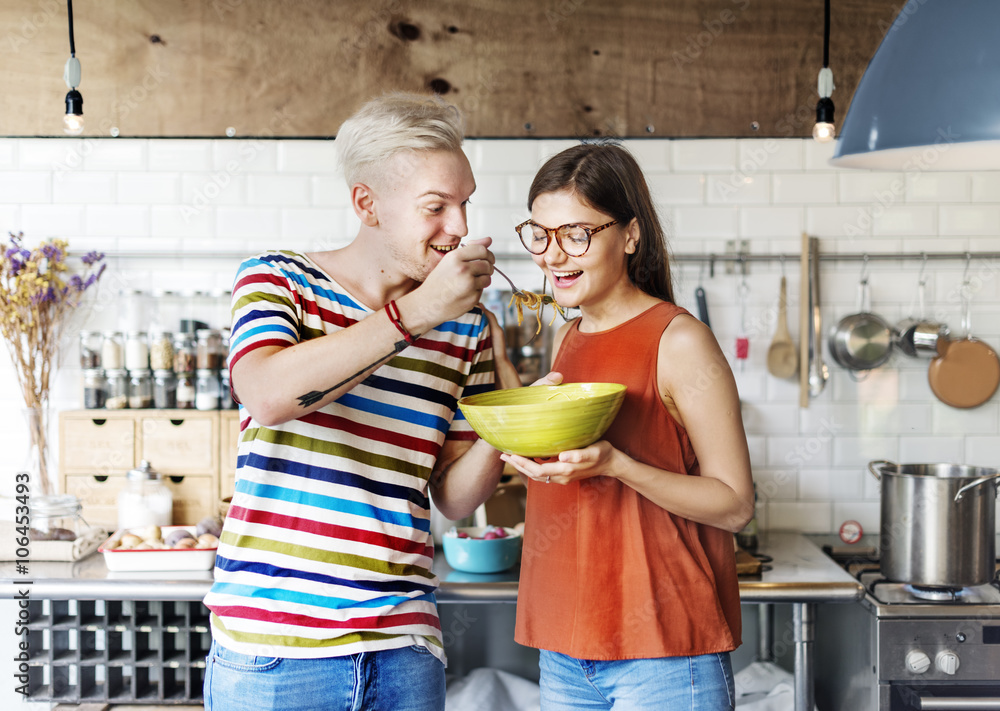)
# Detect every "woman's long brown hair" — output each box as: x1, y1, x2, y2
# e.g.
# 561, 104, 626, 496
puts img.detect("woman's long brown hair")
527, 143, 674, 304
